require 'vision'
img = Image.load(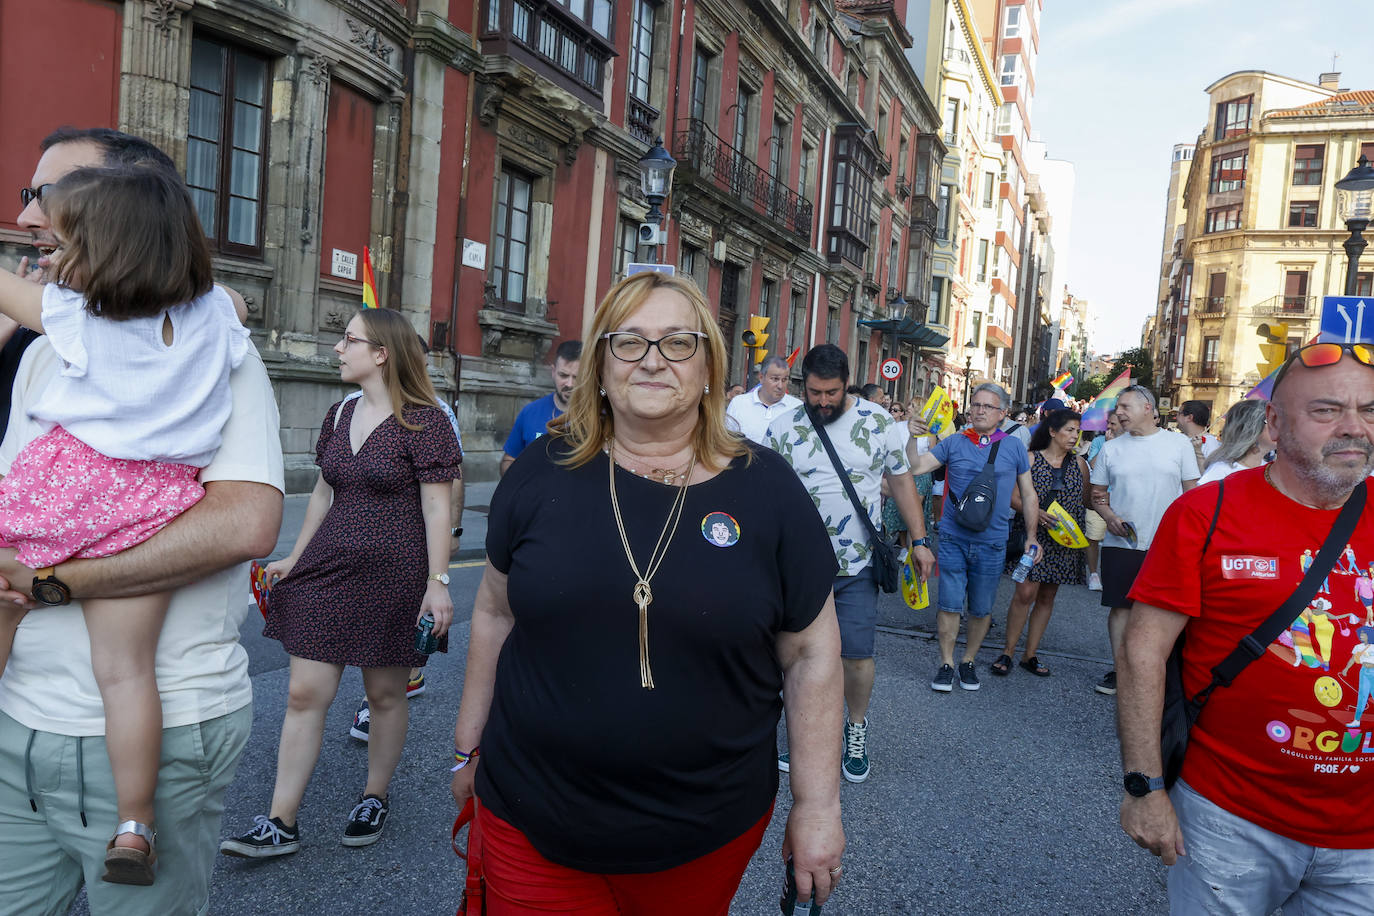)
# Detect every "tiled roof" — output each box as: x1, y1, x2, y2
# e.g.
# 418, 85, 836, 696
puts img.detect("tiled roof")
1267, 90, 1374, 118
